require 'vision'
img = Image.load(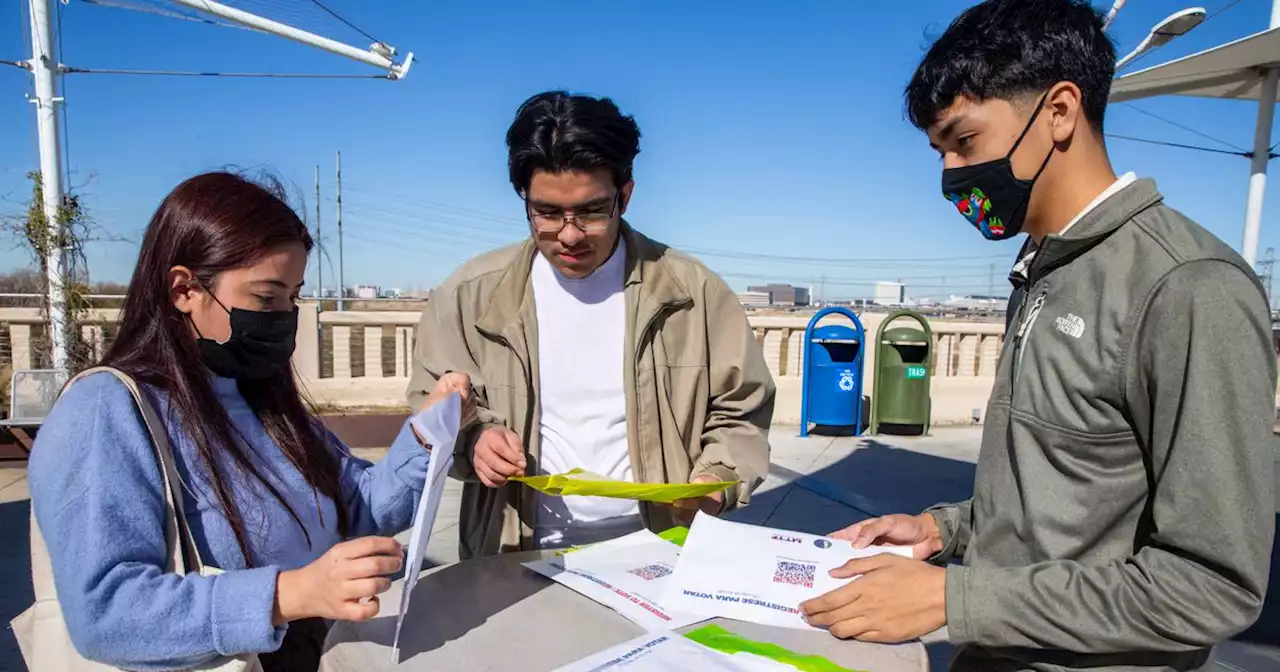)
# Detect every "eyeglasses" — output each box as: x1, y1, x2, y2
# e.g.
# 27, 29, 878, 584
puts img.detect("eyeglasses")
525, 193, 619, 233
